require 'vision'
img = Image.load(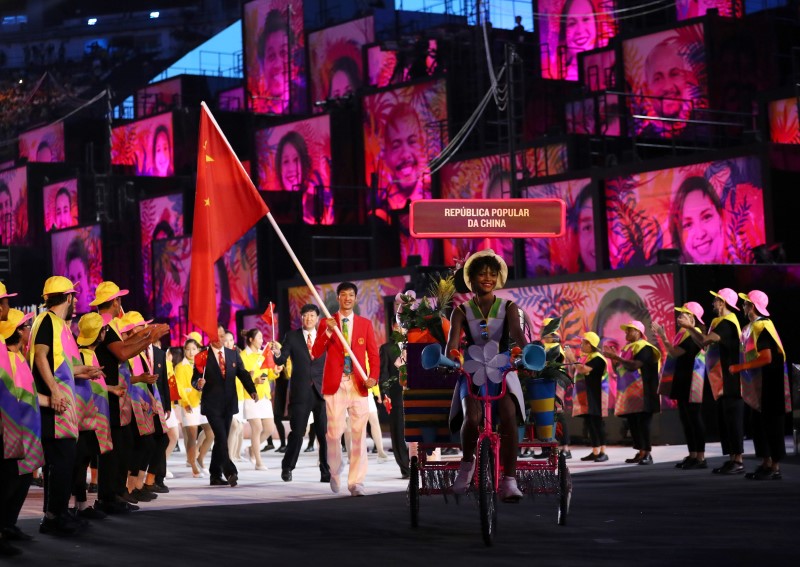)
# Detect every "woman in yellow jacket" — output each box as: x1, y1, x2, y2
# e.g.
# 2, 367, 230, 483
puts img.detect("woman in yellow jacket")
240, 329, 278, 470
174, 333, 214, 477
